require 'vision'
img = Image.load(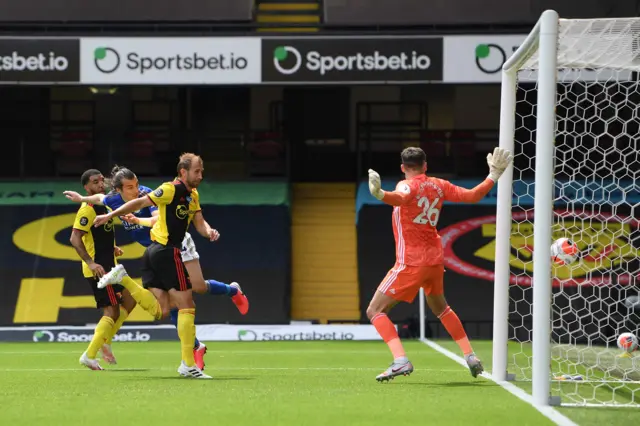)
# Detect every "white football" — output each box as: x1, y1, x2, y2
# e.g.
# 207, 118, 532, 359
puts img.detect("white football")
551, 238, 579, 266
617, 332, 639, 353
